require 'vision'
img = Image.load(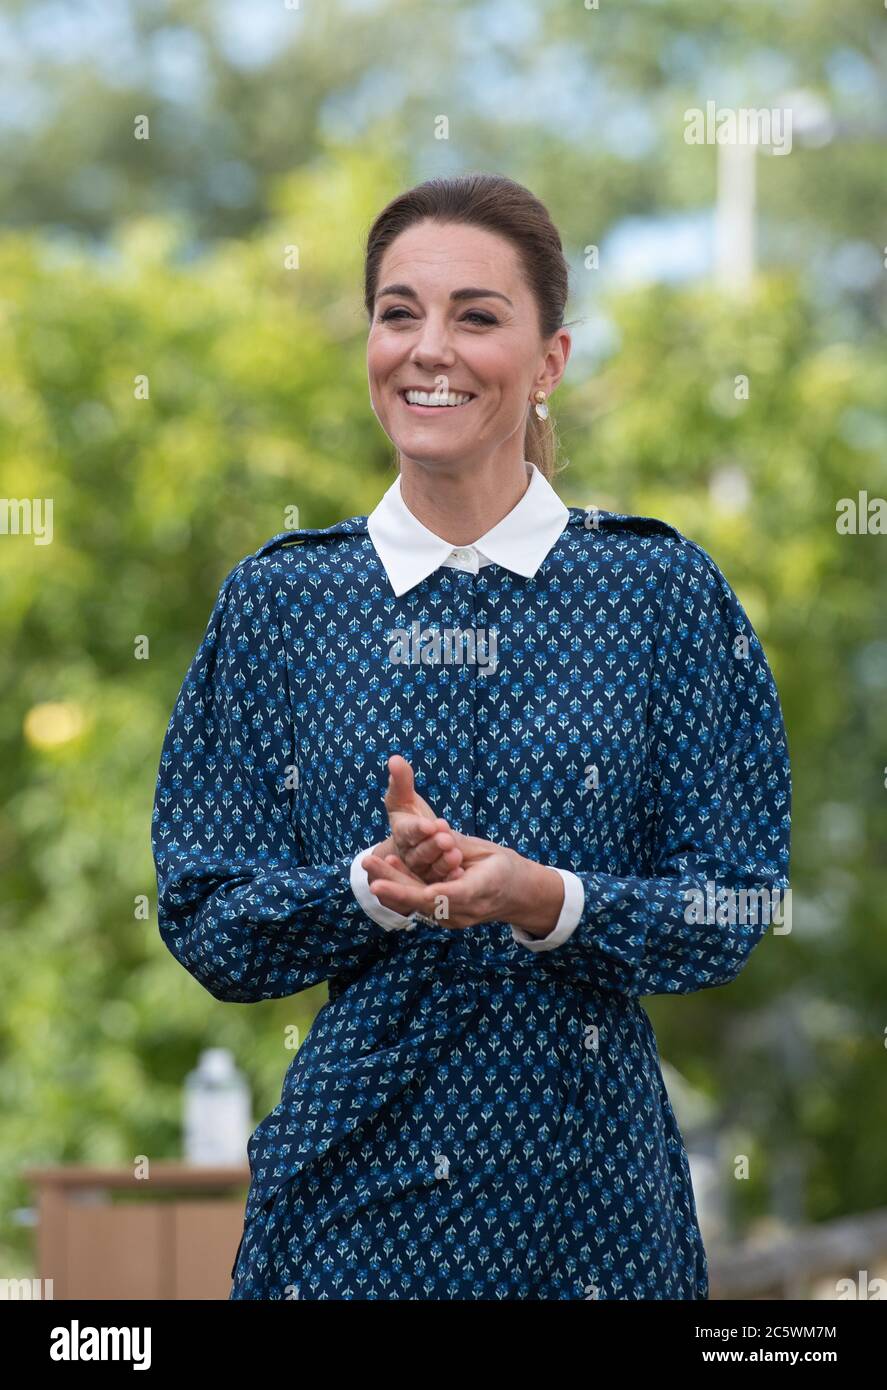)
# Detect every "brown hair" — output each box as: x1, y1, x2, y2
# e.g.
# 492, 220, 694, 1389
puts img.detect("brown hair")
363, 173, 570, 482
